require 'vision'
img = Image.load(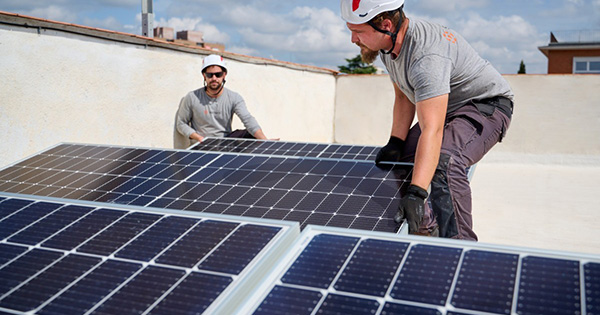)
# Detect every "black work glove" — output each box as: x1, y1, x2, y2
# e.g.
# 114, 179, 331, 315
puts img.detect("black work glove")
394, 185, 428, 234
375, 136, 405, 164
